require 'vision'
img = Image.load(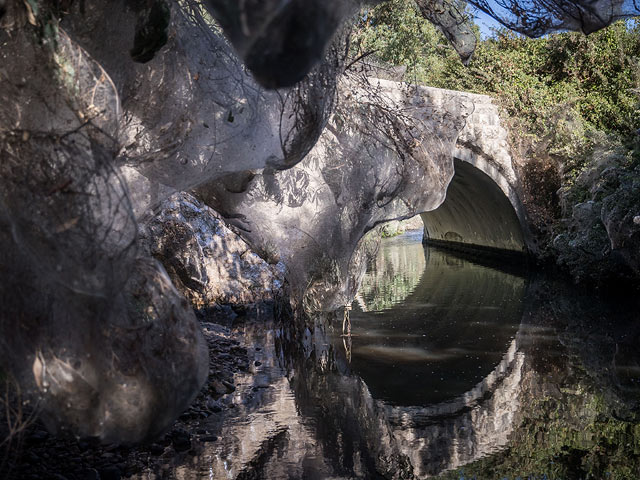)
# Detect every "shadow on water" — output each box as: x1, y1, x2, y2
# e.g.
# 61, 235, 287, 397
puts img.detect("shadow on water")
136, 232, 640, 479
